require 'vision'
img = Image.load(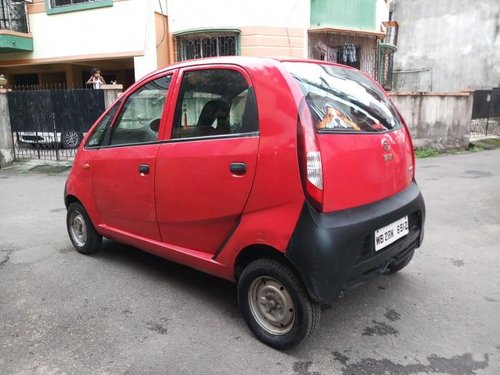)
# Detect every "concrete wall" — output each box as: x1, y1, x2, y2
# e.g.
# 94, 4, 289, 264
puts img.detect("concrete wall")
393, 0, 500, 92
168, 0, 309, 32
392, 92, 473, 150
0, 90, 14, 167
